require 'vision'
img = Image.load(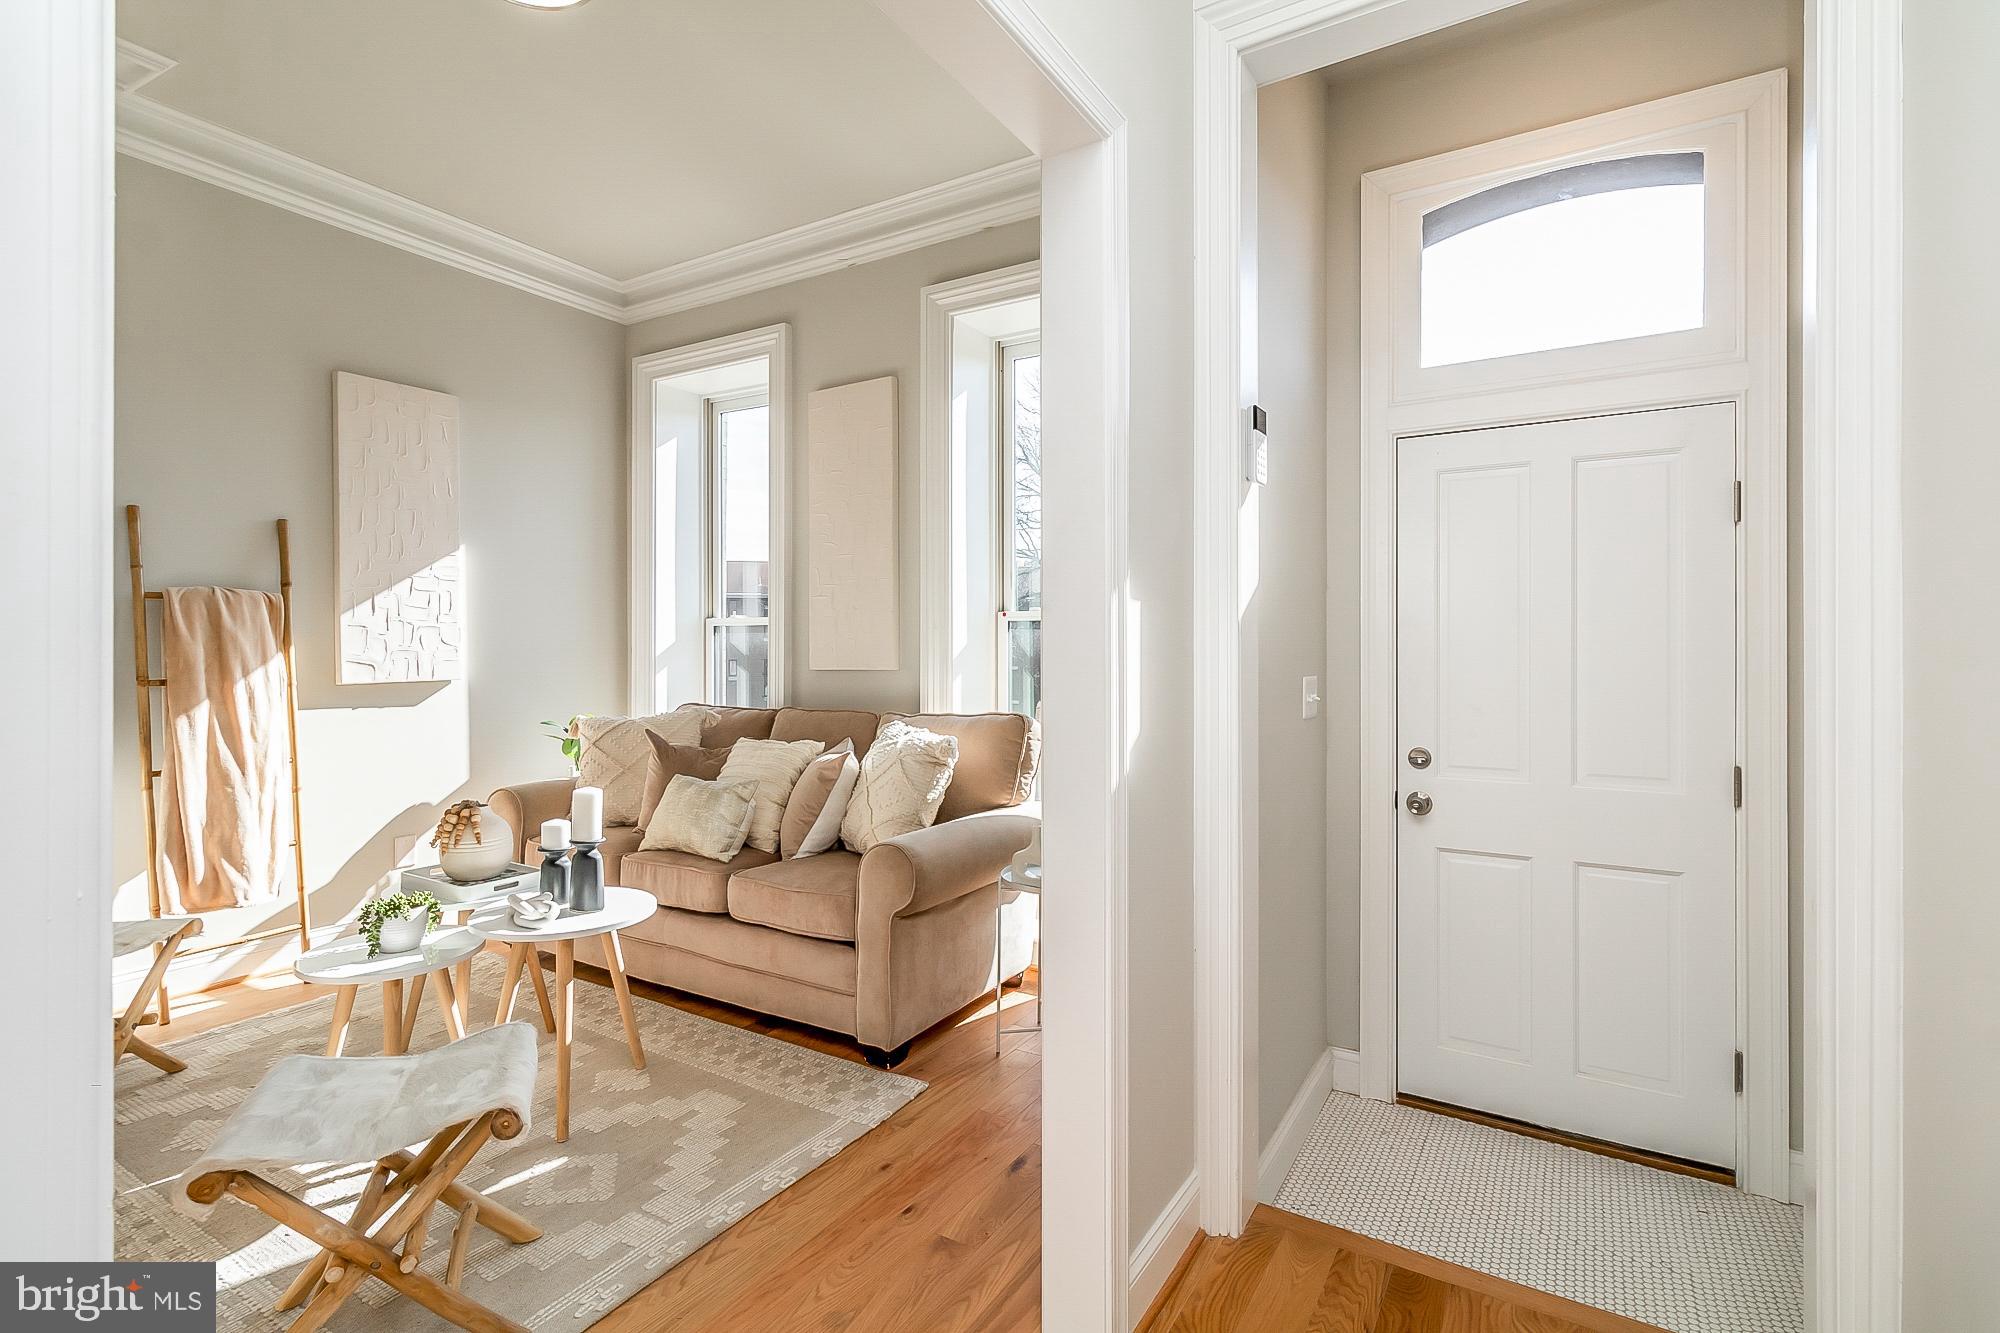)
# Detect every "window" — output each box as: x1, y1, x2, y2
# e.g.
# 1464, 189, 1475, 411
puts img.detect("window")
709, 393, 770, 707
999, 338, 1041, 718
1419, 152, 1707, 368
